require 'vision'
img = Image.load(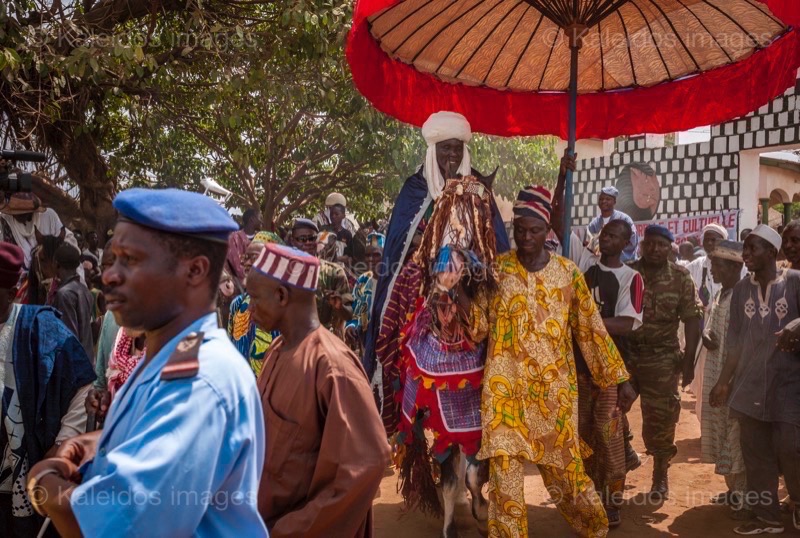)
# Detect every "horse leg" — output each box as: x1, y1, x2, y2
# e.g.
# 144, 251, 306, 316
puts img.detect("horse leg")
466, 458, 489, 534
441, 446, 466, 538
